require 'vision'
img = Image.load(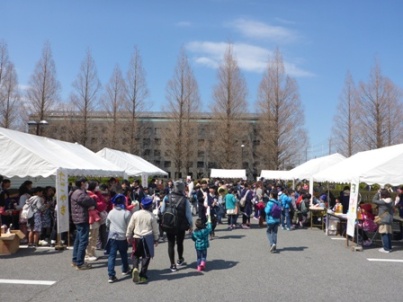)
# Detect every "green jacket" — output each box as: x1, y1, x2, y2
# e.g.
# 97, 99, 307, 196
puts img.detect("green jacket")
191, 222, 212, 251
